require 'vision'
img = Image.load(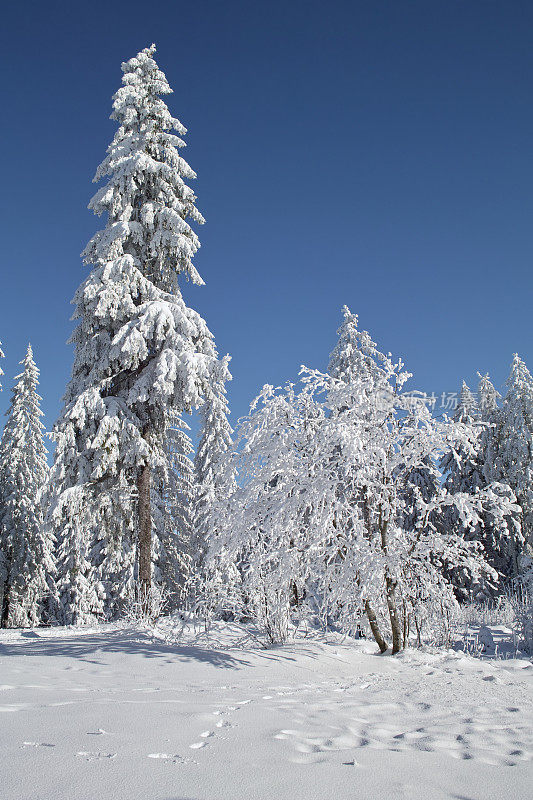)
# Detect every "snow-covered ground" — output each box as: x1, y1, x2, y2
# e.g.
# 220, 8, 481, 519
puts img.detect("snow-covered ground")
0, 621, 531, 800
